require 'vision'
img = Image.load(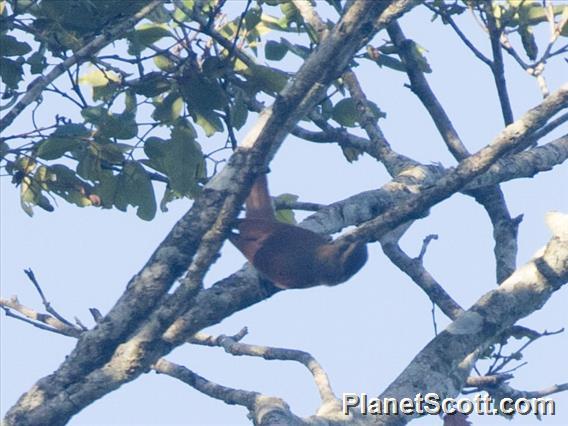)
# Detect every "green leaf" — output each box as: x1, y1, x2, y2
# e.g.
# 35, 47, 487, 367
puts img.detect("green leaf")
231, 93, 248, 130
82, 107, 138, 140
79, 68, 120, 87
28, 51, 48, 74
124, 91, 137, 114
173, 6, 189, 22
242, 64, 288, 94
54, 123, 90, 138
82, 106, 107, 124
0, 57, 24, 88
373, 53, 406, 72
245, 7, 262, 30
1, 141, 10, 159
128, 23, 172, 55
194, 110, 224, 136
180, 73, 228, 112
280, 39, 310, 59
265, 40, 288, 60
37, 137, 80, 160
98, 141, 129, 164
92, 171, 118, 208
114, 161, 156, 220
144, 124, 205, 197
341, 146, 363, 163
332, 98, 358, 127
274, 193, 298, 224
12, 0, 34, 14
131, 72, 171, 97
202, 56, 228, 78
0, 35, 32, 56
182, 0, 195, 10
147, 3, 170, 23
153, 93, 183, 123
20, 174, 54, 215
408, 41, 432, 73
36, 124, 89, 160
154, 55, 175, 72
77, 153, 101, 181
34, 165, 50, 189
93, 82, 120, 102
562, 7, 568, 36
519, 24, 538, 60
159, 186, 179, 212
20, 177, 38, 217
102, 113, 138, 140
46, 164, 90, 204
135, 23, 171, 45
219, 20, 238, 38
